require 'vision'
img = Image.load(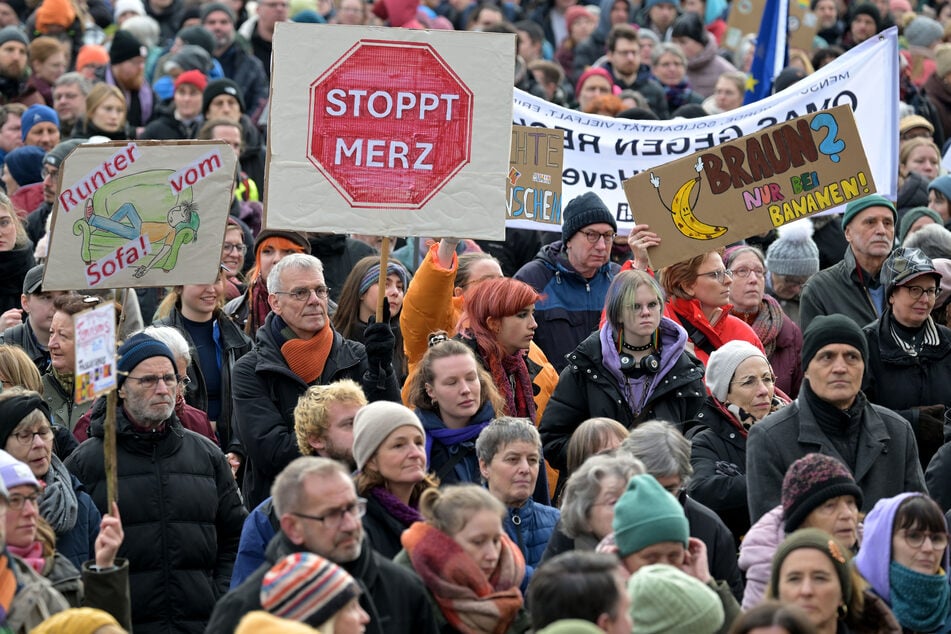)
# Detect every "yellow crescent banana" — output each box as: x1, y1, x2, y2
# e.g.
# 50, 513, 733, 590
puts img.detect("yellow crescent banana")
669, 176, 727, 240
